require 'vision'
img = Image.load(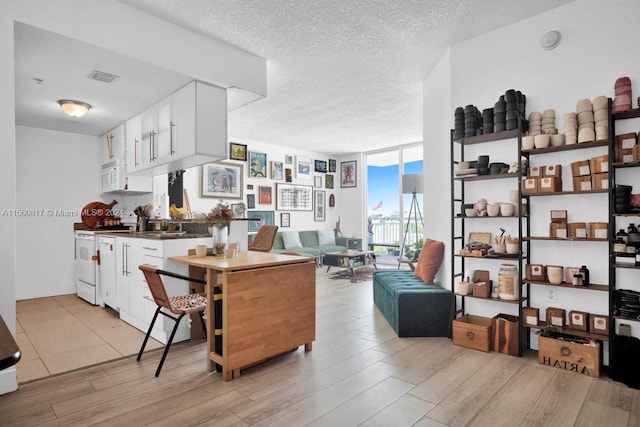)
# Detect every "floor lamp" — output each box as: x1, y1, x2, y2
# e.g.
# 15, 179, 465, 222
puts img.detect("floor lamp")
398, 174, 424, 262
